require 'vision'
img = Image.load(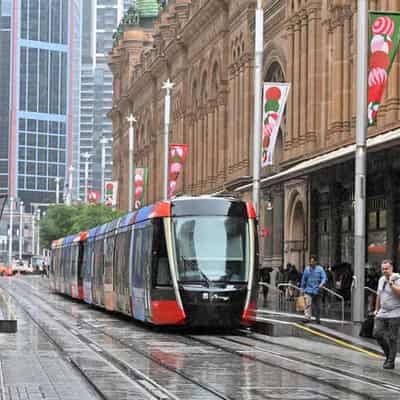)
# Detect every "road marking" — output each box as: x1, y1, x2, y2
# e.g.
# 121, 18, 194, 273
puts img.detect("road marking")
294, 323, 384, 359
